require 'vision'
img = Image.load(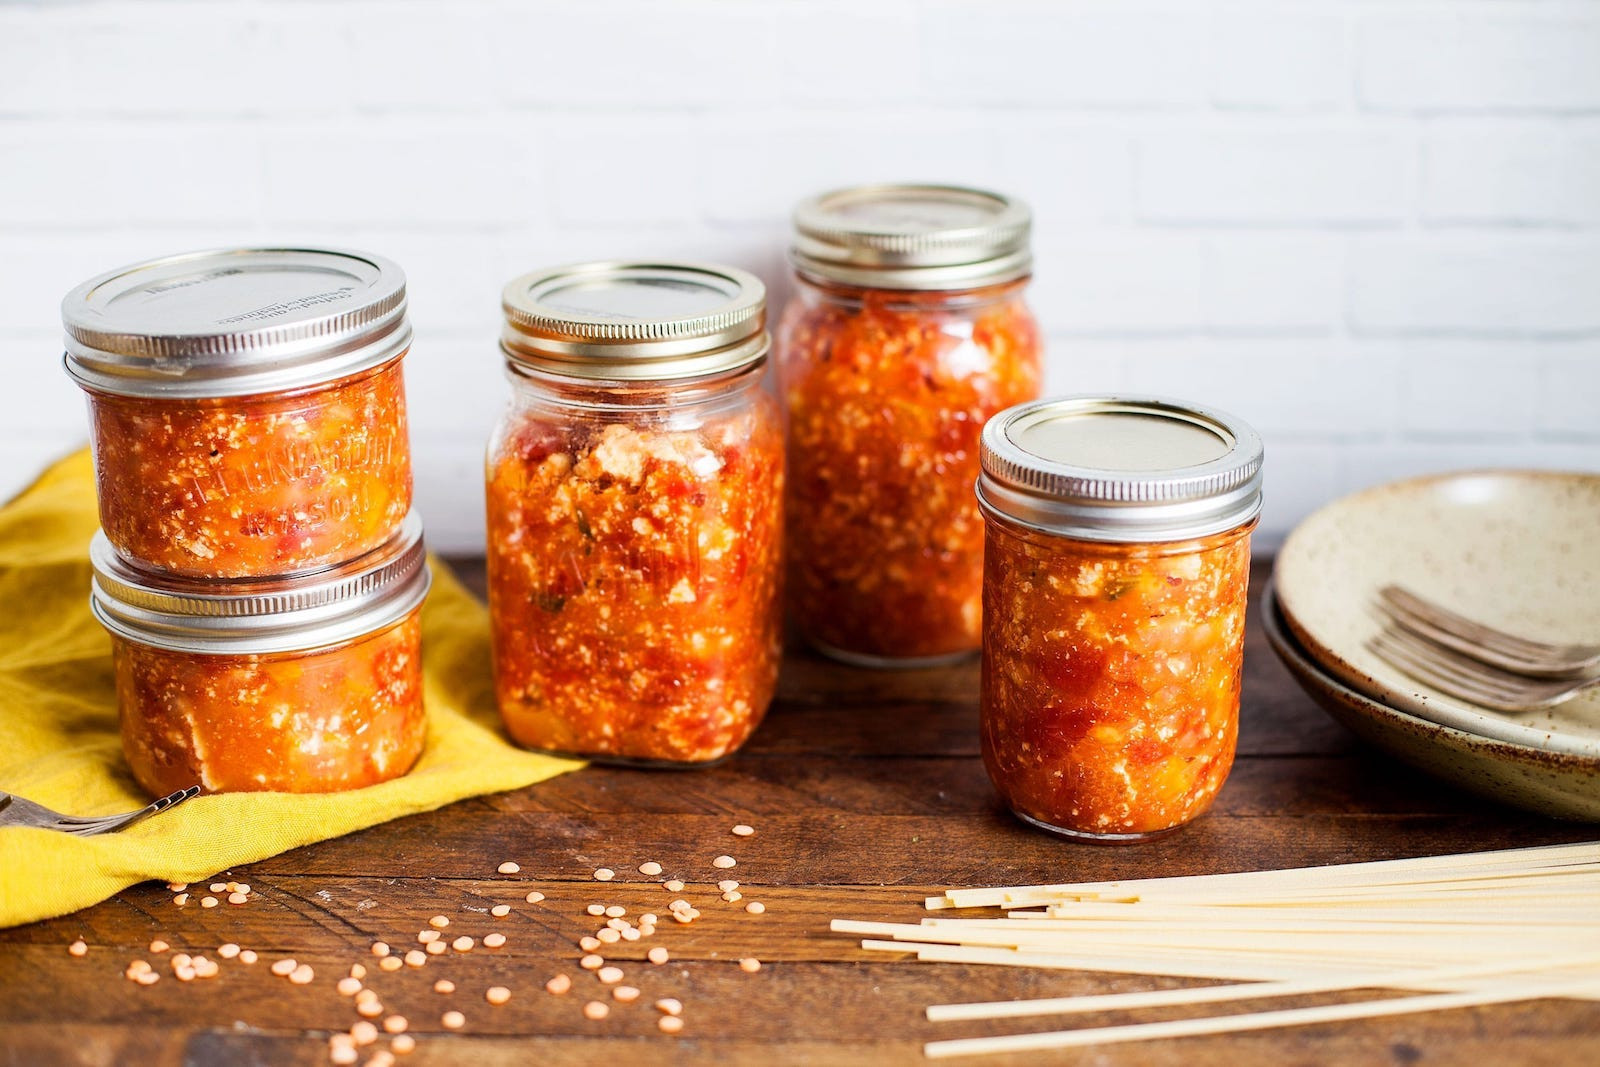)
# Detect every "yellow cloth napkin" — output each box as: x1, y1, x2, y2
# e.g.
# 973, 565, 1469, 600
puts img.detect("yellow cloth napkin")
0, 450, 581, 928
